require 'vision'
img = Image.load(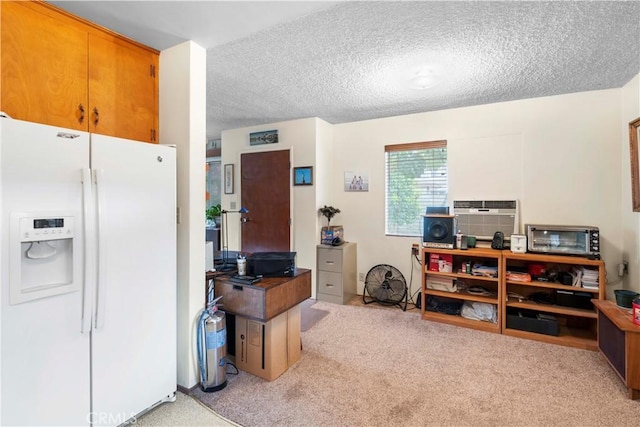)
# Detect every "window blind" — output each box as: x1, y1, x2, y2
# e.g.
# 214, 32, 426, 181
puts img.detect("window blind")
385, 140, 448, 236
